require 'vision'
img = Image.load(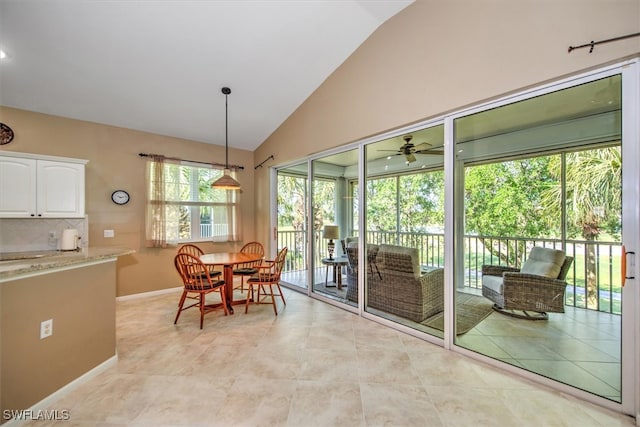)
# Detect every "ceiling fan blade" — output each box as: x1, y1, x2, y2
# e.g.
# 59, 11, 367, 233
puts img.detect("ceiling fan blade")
413, 142, 432, 149
414, 149, 444, 155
